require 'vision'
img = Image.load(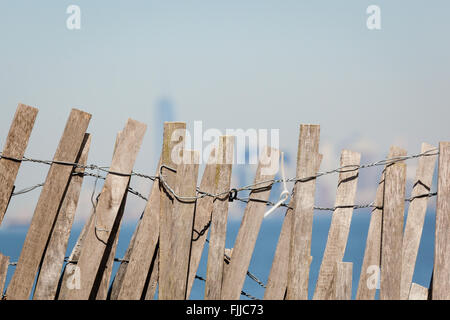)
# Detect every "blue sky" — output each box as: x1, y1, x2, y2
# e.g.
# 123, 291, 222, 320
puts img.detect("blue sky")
0, 1, 447, 299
